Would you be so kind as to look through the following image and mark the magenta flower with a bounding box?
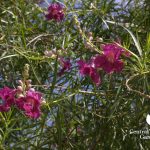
[58,58,71,76]
[45,2,64,22]
[77,60,101,86]
[0,87,16,112]
[16,90,42,119]
[94,43,128,74]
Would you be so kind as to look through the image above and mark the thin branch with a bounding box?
[126,72,150,99]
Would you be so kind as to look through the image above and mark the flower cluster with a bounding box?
[0,80,42,119]
[45,2,65,22]
[16,89,42,119]
[44,3,130,86]
[78,43,130,85]
[44,4,131,86]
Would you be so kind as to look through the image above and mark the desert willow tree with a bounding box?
[0,0,150,149]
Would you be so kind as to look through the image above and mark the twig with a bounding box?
[26,34,52,47]
[126,72,150,99]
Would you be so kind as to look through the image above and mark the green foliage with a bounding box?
[0,0,150,149]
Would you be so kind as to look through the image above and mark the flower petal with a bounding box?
[114,60,124,72]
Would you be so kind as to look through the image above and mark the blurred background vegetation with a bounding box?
[0,0,150,149]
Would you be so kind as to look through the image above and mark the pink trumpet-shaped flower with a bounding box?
[77,60,101,86]
[94,43,129,74]
[45,2,65,22]
[0,87,16,112]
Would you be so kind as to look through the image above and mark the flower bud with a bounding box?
[41,99,46,105]
[18,80,23,86]
[26,84,32,90]
[17,86,23,92]
[29,88,35,92]
[17,93,24,98]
